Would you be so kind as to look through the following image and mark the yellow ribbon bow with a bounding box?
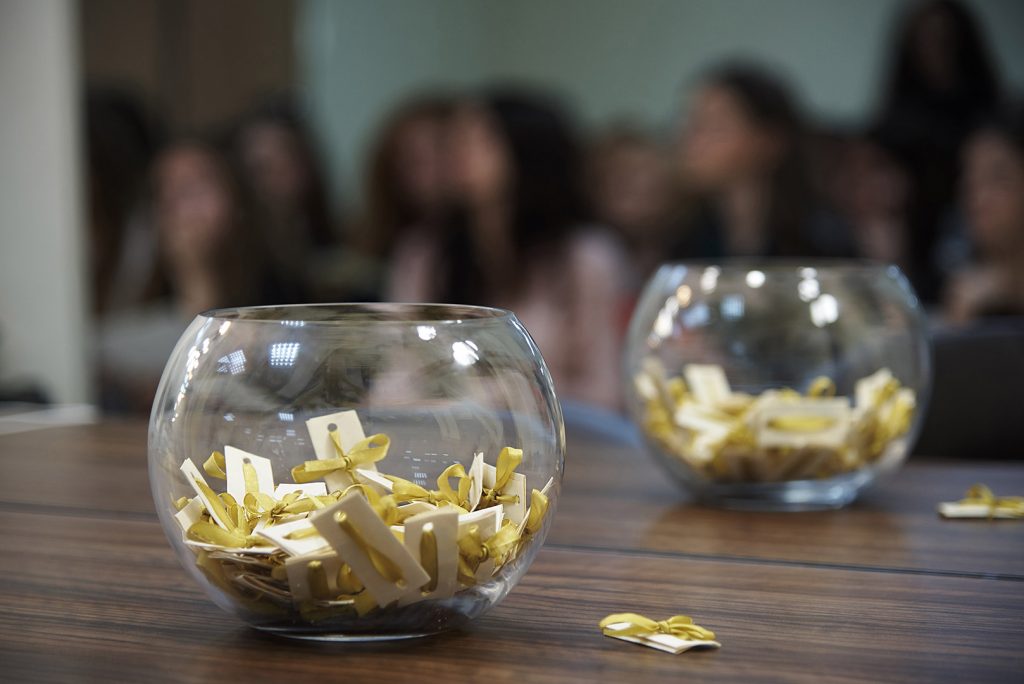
[599,613,717,641]
[480,447,523,507]
[457,522,521,583]
[291,433,391,484]
[959,484,1024,518]
[388,462,471,510]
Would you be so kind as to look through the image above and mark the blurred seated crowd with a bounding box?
[85,0,1024,414]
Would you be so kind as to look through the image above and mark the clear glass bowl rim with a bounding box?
[652,258,905,277]
[198,302,515,326]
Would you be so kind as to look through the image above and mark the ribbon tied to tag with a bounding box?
[599,613,717,641]
[291,433,391,484]
[480,447,524,507]
[958,483,1024,518]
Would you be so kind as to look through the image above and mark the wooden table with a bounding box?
[1,418,1022,683]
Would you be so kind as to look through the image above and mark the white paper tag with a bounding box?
[604,628,721,654]
[174,496,204,535]
[684,364,732,406]
[467,452,484,511]
[310,492,430,607]
[756,397,851,450]
[273,482,328,499]
[482,463,527,525]
[180,458,233,530]
[458,505,503,580]
[399,507,459,605]
[257,518,331,556]
[284,551,344,602]
[355,468,395,493]
[224,446,275,502]
[305,410,369,491]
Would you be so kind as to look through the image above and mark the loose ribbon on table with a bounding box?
[291,433,391,484]
[599,613,717,642]
[957,483,1024,518]
[479,447,524,508]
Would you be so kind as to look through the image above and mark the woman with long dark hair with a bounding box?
[875,0,1002,301]
[389,88,628,409]
[672,63,848,259]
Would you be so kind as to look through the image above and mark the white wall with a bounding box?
[300,0,1024,207]
[0,0,91,403]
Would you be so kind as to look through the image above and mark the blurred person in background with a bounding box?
[364,95,456,301]
[874,0,1002,302]
[820,127,914,272]
[944,105,1024,324]
[671,63,852,260]
[390,88,627,409]
[84,87,164,317]
[231,96,340,302]
[96,139,271,412]
[587,125,680,293]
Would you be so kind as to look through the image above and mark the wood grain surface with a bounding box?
[1,420,1022,683]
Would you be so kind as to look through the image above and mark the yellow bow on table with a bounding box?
[958,484,1024,518]
[291,433,391,484]
[480,447,523,507]
[599,613,717,641]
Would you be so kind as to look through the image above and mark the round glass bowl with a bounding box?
[149,304,564,640]
[624,262,930,510]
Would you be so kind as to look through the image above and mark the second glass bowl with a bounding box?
[624,262,930,510]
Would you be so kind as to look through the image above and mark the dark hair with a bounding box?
[231,94,336,247]
[444,88,588,303]
[881,0,1001,113]
[702,62,815,255]
[364,94,455,256]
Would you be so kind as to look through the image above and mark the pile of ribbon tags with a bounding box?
[172,410,552,619]
[636,362,916,482]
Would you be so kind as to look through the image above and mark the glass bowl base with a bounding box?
[254,626,442,642]
[690,469,875,511]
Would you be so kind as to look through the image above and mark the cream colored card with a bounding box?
[756,397,851,450]
[305,410,369,491]
[482,462,527,525]
[273,482,328,499]
[468,452,484,511]
[399,507,459,605]
[458,505,503,580]
[684,364,732,406]
[855,368,894,408]
[183,539,278,555]
[257,518,331,556]
[396,501,438,521]
[355,468,394,493]
[284,551,344,602]
[605,630,721,654]
[174,496,204,535]
[180,458,233,530]
[310,492,430,607]
[224,446,275,502]
[937,503,1023,519]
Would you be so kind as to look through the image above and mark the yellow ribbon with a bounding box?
[306,560,333,600]
[291,433,391,484]
[203,451,227,479]
[480,447,523,507]
[523,489,550,537]
[958,484,1024,518]
[599,613,717,641]
[457,522,521,583]
[335,511,405,585]
[341,483,400,526]
[388,462,472,509]
[807,376,836,398]
[419,528,439,593]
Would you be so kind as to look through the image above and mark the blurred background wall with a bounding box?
[300,0,1024,201]
[0,0,89,404]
